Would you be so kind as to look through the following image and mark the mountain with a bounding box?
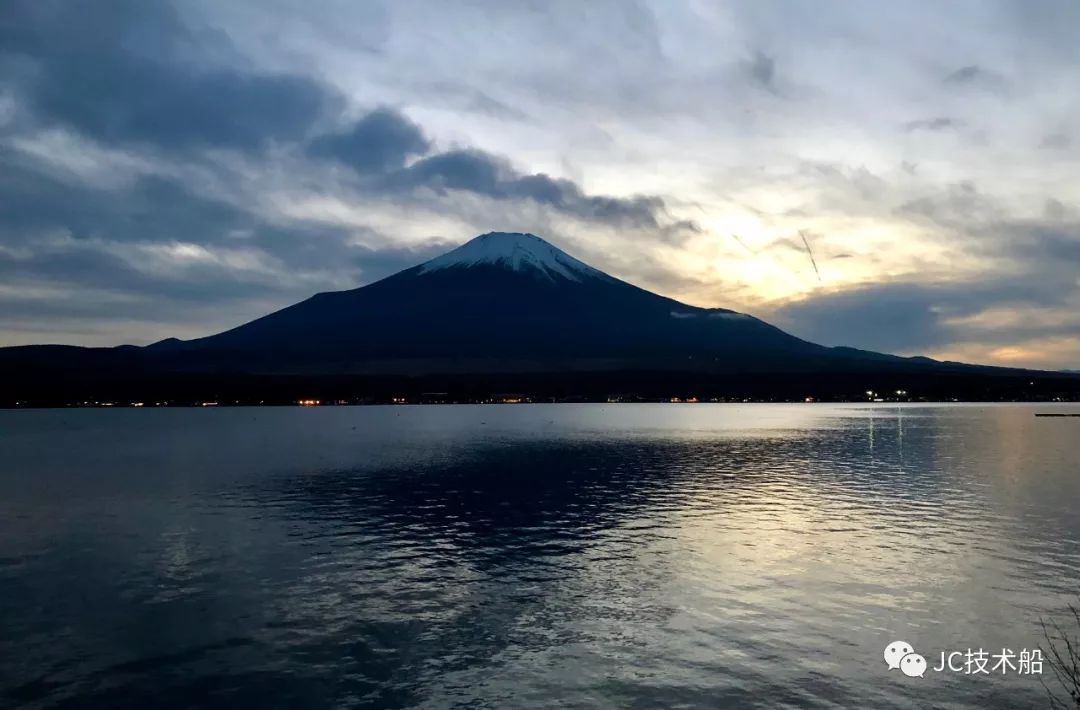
[4,232,1079,403]
[150,231,833,369]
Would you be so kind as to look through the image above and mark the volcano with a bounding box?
[150,231,834,369]
[4,231,1077,403]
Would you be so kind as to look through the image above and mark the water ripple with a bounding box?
[1,404,1078,708]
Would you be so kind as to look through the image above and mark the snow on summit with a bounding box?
[418,232,607,282]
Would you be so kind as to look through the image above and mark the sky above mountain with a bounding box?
[2,1,1079,369]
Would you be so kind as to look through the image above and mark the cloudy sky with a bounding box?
[2,1,1080,369]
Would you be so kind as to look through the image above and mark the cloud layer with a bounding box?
[2,0,1079,368]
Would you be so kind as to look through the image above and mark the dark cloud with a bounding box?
[1,0,335,151]
[308,108,430,172]
[943,65,1007,91]
[746,51,778,92]
[995,219,1080,265]
[305,109,695,232]
[2,0,702,302]
[1041,133,1071,150]
[774,284,956,352]
[398,149,504,194]
[896,181,999,226]
[0,153,247,248]
[0,239,278,305]
[771,209,1080,357]
[0,152,431,319]
[391,147,690,230]
[0,5,698,345]
[903,117,964,133]
[1044,198,1070,221]
[9,0,695,239]
[773,278,1071,354]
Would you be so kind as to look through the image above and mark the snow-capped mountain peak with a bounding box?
[417,232,606,282]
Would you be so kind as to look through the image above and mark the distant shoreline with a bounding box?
[5,398,1080,410]
[6,362,1080,410]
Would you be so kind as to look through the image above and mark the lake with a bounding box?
[2,403,1079,708]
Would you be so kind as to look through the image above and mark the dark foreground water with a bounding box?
[2,404,1080,709]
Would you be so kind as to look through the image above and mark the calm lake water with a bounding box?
[2,403,1080,709]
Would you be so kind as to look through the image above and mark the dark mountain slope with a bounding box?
[4,232,1078,403]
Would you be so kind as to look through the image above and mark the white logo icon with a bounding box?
[884,641,914,670]
[884,640,925,677]
[900,652,927,677]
